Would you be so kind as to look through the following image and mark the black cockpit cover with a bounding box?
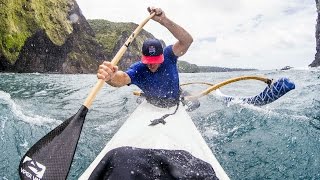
[88,146,218,180]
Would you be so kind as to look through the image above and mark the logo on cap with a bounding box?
[148,46,156,56]
[141,38,164,64]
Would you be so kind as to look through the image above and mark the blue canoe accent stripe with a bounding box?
[223,77,295,106]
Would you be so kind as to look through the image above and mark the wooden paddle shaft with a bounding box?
[83,13,156,108]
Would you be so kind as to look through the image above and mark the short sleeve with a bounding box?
[125,62,143,86]
[163,45,178,63]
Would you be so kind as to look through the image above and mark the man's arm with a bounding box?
[148,7,193,57]
[106,70,131,87]
[97,61,131,87]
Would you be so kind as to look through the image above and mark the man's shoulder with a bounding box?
[163,45,178,63]
[129,61,143,68]
[126,61,145,72]
[164,45,173,52]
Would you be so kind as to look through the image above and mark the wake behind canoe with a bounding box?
[80,101,229,179]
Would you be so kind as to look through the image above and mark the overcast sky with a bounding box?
[76,0,316,70]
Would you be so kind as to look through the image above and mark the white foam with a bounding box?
[0,117,7,141]
[234,102,309,122]
[19,139,29,148]
[0,91,62,125]
[214,90,309,121]
[34,90,48,96]
[203,127,219,137]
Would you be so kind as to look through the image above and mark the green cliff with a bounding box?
[0,0,72,64]
[0,0,155,73]
[0,0,108,73]
[88,19,156,70]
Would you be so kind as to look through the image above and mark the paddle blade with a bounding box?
[19,105,88,180]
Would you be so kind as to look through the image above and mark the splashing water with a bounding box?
[0,69,319,179]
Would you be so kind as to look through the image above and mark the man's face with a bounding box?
[147,63,161,72]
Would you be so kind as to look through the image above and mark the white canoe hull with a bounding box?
[80,101,229,180]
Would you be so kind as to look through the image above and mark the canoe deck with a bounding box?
[80,101,229,180]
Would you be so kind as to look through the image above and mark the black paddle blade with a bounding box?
[19,105,88,180]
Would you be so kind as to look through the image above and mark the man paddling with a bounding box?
[97,7,193,108]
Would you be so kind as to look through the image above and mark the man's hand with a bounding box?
[147,7,193,57]
[97,61,118,82]
[147,7,166,23]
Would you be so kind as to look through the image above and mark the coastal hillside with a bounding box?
[1,0,318,73]
[87,19,157,71]
[0,0,155,73]
[177,61,256,73]
[0,0,107,73]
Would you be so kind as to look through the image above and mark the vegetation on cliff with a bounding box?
[88,20,151,56]
[178,60,256,73]
[177,61,200,73]
[0,0,73,64]
[88,19,156,70]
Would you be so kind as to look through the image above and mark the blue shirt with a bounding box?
[126,45,180,100]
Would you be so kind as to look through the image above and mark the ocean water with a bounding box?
[0,69,319,179]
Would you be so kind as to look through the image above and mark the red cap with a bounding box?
[141,39,164,64]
